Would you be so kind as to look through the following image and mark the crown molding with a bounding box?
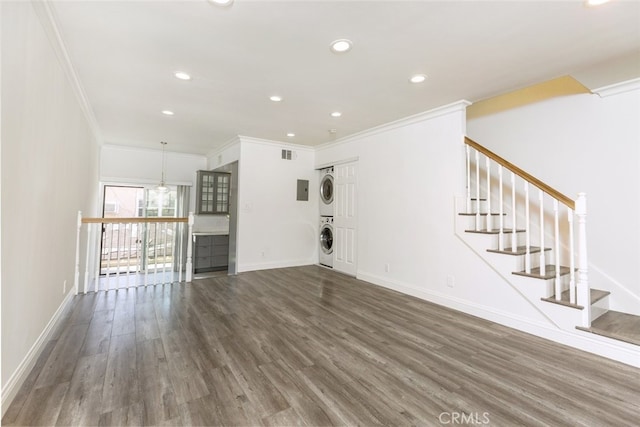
[237,135,316,152]
[593,78,640,97]
[30,0,102,144]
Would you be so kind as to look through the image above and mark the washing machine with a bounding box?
[319,217,334,268]
[319,167,334,217]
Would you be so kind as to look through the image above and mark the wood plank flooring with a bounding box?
[3,265,639,426]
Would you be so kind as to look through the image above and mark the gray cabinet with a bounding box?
[196,171,230,214]
[194,235,229,273]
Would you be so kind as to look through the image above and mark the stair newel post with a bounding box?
[568,208,576,305]
[576,193,590,327]
[74,211,82,295]
[498,165,504,251]
[486,157,492,232]
[538,190,546,276]
[84,221,92,294]
[511,172,517,253]
[475,150,481,231]
[466,144,471,213]
[524,182,531,273]
[185,212,194,282]
[553,199,561,301]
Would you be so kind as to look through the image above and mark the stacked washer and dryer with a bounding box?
[319,167,334,268]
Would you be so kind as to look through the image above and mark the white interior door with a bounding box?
[334,162,357,276]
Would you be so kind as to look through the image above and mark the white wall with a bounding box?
[316,102,551,328]
[467,85,640,314]
[236,138,318,271]
[1,0,99,406]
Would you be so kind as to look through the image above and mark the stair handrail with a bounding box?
[464,137,574,210]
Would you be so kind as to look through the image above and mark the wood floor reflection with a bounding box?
[3,265,639,426]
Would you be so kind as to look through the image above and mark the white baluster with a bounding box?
[74,211,82,295]
[524,182,531,274]
[178,222,184,283]
[568,208,576,305]
[144,222,150,286]
[84,222,92,294]
[94,223,101,293]
[498,165,504,251]
[106,223,113,291]
[475,150,481,231]
[576,193,590,327]
[153,222,159,285]
[486,157,492,232]
[116,222,122,287]
[125,223,132,287]
[553,200,561,301]
[466,145,471,213]
[186,213,194,282]
[511,172,517,253]
[162,222,168,284]
[170,222,177,284]
[539,190,546,276]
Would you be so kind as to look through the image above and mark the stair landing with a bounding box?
[577,311,640,346]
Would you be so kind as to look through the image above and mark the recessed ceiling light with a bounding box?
[287,133,295,137]
[585,0,610,6]
[174,71,191,80]
[409,74,428,83]
[331,111,342,118]
[207,0,234,6]
[270,95,283,102]
[161,110,174,116]
[330,39,353,53]
[329,129,337,134]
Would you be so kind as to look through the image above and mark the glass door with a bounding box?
[100,185,177,275]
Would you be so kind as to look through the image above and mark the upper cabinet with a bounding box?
[196,170,230,214]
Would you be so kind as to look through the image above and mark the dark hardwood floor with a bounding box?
[3,265,639,426]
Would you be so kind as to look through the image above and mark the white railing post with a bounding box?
[498,165,504,251]
[186,212,194,282]
[511,172,517,252]
[524,182,531,273]
[538,190,546,276]
[84,222,92,294]
[576,193,590,327]
[553,200,561,301]
[475,150,481,230]
[486,157,492,232]
[74,211,82,295]
[568,208,576,305]
[466,145,471,213]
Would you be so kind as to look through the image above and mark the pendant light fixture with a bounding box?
[157,141,168,193]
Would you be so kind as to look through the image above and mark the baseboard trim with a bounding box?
[238,258,316,273]
[1,289,76,417]
[357,271,640,368]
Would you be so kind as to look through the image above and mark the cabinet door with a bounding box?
[197,171,230,214]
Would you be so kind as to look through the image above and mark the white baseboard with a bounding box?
[357,271,640,368]
[238,258,316,273]
[1,289,76,417]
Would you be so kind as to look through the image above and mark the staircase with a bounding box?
[457,137,640,348]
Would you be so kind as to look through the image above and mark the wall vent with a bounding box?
[281,149,293,160]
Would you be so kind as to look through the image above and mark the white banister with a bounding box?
[498,165,504,251]
[576,193,590,327]
[186,212,194,282]
[539,190,546,276]
[466,145,471,213]
[74,211,82,295]
[524,182,531,273]
[511,172,517,252]
[475,150,481,231]
[553,200,561,301]
[568,208,576,305]
[486,157,492,232]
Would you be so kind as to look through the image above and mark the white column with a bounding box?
[186,213,194,282]
[576,193,590,326]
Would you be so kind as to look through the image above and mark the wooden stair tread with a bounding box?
[541,288,610,310]
[512,265,571,280]
[465,228,525,235]
[487,246,550,256]
[576,311,640,346]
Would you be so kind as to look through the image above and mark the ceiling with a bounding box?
[50,0,640,155]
